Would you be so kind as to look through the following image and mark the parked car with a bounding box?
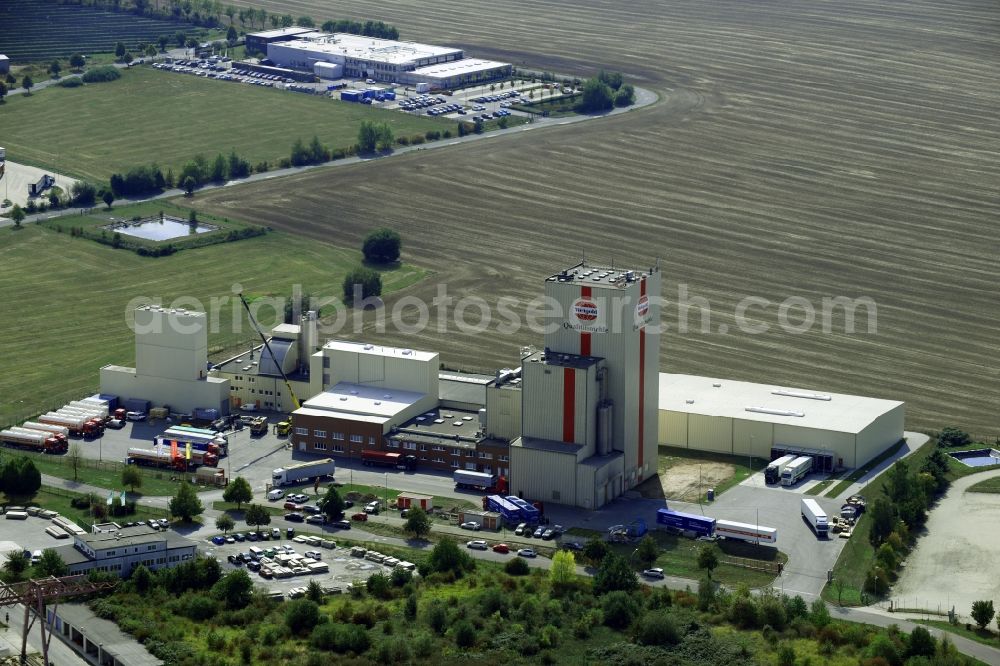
[364,501,380,514]
[304,550,322,560]
[306,514,327,525]
[514,522,528,536]
[267,489,285,501]
[125,411,146,421]
[227,554,242,565]
[332,519,352,529]
[517,548,537,558]
[460,522,481,531]
[283,502,304,511]
[271,527,281,539]
[246,560,261,572]
[642,568,665,580]
[289,494,310,504]
[466,540,488,550]
[561,541,584,552]
[284,513,304,523]
[233,533,246,542]
[492,543,510,554]
[352,513,368,522]
[541,529,555,540]
[532,526,545,538]
[106,419,125,429]
[211,536,226,545]
[286,527,295,538]
[302,504,321,514]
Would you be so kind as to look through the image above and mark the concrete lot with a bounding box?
[85,415,471,503]
[0,161,78,209]
[0,511,78,558]
[892,469,1000,618]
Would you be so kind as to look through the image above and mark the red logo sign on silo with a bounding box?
[573,299,599,321]
[636,295,649,318]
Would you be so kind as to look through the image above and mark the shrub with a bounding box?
[635,611,679,646]
[866,633,903,666]
[601,591,640,629]
[57,77,84,88]
[285,599,320,635]
[729,595,758,629]
[310,622,370,653]
[425,599,448,634]
[81,66,121,83]
[425,130,441,141]
[366,571,392,599]
[452,619,476,648]
[396,136,410,146]
[410,134,425,145]
[505,557,530,576]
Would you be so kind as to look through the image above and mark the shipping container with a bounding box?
[340,90,362,102]
[485,495,521,521]
[123,398,151,414]
[505,496,540,524]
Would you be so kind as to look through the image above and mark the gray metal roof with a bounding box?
[53,604,162,665]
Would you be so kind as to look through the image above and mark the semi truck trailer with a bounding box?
[764,455,797,484]
[168,425,228,444]
[38,413,103,437]
[780,456,813,486]
[361,450,418,471]
[126,448,189,471]
[0,429,66,453]
[20,422,69,438]
[157,428,228,456]
[713,519,778,544]
[656,508,716,537]
[453,469,496,491]
[271,458,336,486]
[801,498,829,538]
[10,427,68,447]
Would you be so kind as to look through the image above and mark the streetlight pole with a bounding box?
[384,471,388,522]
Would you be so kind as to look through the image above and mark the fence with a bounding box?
[720,555,783,575]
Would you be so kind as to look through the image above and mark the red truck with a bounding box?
[361,450,418,471]
[126,448,189,471]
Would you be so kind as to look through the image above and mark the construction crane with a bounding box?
[236,292,302,434]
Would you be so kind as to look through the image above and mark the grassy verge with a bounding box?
[805,469,849,496]
[0,65,453,182]
[967,477,1000,493]
[824,439,906,498]
[913,619,1000,648]
[943,444,1000,481]
[212,501,284,516]
[0,219,425,429]
[565,527,602,540]
[2,449,196,496]
[608,530,785,588]
[11,486,169,530]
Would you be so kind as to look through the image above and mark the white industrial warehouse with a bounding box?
[259,31,512,88]
[657,374,905,470]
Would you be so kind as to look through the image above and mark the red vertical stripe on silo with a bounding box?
[580,286,592,356]
[638,278,646,471]
[563,367,576,443]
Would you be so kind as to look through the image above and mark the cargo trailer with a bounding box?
[713,519,777,544]
[271,458,336,486]
[780,456,813,486]
[485,495,521,522]
[1,429,66,453]
[453,469,496,491]
[68,400,108,417]
[10,427,68,447]
[655,508,716,537]
[19,422,69,438]
[506,496,540,524]
[361,450,417,470]
[801,498,829,538]
[126,447,190,471]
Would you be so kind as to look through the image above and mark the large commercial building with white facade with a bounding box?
[261,32,512,88]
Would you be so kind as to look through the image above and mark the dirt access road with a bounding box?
[891,469,1000,619]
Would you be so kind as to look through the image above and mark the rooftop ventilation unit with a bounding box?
[363,344,374,350]
[402,349,412,355]
[771,389,832,401]
[686,399,695,404]
[383,394,392,399]
[712,382,722,388]
[745,406,805,417]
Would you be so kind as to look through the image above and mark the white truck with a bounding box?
[801,498,829,538]
[68,400,109,418]
[764,454,797,484]
[780,456,813,486]
[272,458,336,487]
[20,422,70,438]
[453,469,496,491]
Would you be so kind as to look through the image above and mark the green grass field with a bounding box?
[12,487,170,530]
[967,476,1000,494]
[0,203,425,428]
[0,66,452,182]
[824,439,907,498]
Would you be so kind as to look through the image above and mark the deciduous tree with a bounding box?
[223,476,252,510]
[244,504,271,531]
[215,514,235,534]
[169,482,204,522]
[67,443,83,481]
[971,600,995,630]
[362,228,401,264]
[403,506,431,539]
[320,485,344,521]
[697,544,719,579]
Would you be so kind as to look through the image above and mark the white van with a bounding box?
[248,546,264,560]
[267,489,285,501]
[30,550,42,565]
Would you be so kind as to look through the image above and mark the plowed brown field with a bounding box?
[194,0,1000,437]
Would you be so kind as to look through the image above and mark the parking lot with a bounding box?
[147,58,558,124]
[205,532,412,598]
[0,509,75,559]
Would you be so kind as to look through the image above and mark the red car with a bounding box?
[492,543,510,554]
[351,512,368,522]
[283,502,304,511]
